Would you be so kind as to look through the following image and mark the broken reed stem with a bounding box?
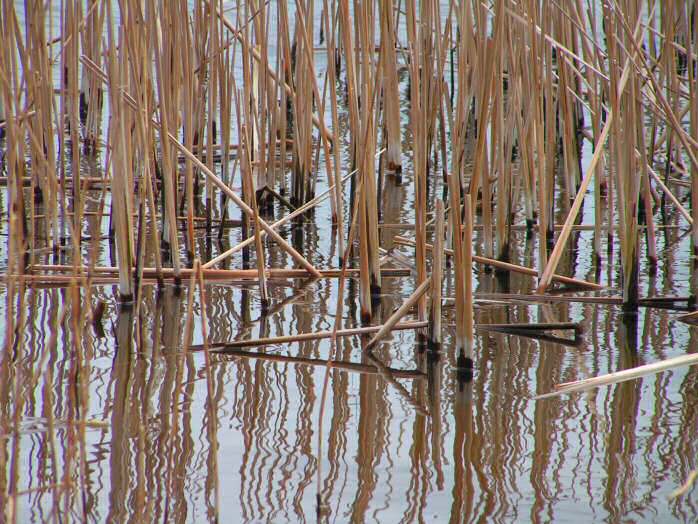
[28,265,411,280]
[365,277,432,352]
[202,168,359,269]
[393,236,604,290]
[202,320,428,350]
[536,352,698,399]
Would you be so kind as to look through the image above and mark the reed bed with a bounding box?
[1,0,698,519]
[1,0,696,411]
[2,0,696,305]
[0,2,695,375]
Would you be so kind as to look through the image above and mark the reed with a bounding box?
[380,0,402,176]
[428,199,444,348]
[3,4,698,513]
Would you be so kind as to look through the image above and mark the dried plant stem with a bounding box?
[428,200,444,348]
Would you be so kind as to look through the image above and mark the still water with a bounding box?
[3,2,698,522]
[2,169,697,523]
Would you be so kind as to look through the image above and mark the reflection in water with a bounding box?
[3,246,698,522]
[3,175,698,522]
[3,89,698,524]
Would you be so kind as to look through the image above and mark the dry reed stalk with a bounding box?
[536,352,698,400]
[634,74,658,270]
[217,19,235,236]
[336,0,359,164]
[147,0,182,283]
[541,3,556,261]
[405,0,430,323]
[393,236,604,290]
[31,264,411,280]
[605,1,640,311]
[204,1,218,231]
[576,0,607,262]
[535,4,646,294]
[428,200,444,348]
[204,320,427,349]
[122,0,164,285]
[365,277,432,351]
[523,0,550,274]
[286,0,338,221]
[360,0,383,311]
[492,0,514,265]
[321,0,343,242]
[62,0,83,245]
[289,0,315,206]
[461,193,474,371]
[336,19,383,321]
[105,4,134,300]
[689,1,698,260]
[178,0,197,258]
[1,8,27,278]
[25,0,60,255]
[238,118,269,308]
[80,0,106,148]
[380,0,402,175]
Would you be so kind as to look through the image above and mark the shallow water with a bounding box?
[3,168,698,523]
[3,2,698,523]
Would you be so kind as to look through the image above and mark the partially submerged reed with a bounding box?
[2,0,698,518]
[0,0,696,368]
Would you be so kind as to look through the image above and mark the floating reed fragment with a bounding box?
[28,265,412,281]
[214,350,425,380]
[196,320,427,350]
[536,353,698,399]
[668,471,698,501]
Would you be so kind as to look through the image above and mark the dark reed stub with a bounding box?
[456,351,474,384]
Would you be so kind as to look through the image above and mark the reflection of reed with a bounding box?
[450,380,474,524]
[603,317,641,520]
[3,1,698,520]
[4,253,698,522]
